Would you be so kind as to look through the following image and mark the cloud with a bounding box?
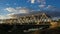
[5,7,16,12]
[0,13,17,19]
[6,13,17,18]
[47,5,54,8]
[27,0,35,4]
[31,0,35,4]
[0,15,13,19]
[45,5,60,11]
[46,5,56,10]
[37,0,41,3]
[5,7,30,14]
[7,13,15,16]
[27,0,46,5]
[4,7,32,19]
[39,5,45,8]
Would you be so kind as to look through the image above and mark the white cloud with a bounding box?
[37,0,45,3]
[31,0,35,4]
[0,13,18,19]
[39,5,45,8]
[27,0,35,4]
[47,5,53,8]
[3,7,32,19]
[40,0,46,5]
[37,0,41,3]
[27,0,46,5]
[5,7,16,12]
[43,2,46,4]
[0,15,13,19]
[6,13,17,18]
[5,7,30,14]
[46,5,60,11]
[7,13,15,16]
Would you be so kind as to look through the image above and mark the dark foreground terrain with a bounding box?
[0,24,60,34]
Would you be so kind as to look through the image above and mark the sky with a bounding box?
[0,0,60,19]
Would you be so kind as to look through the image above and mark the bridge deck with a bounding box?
[0,24,50,31]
